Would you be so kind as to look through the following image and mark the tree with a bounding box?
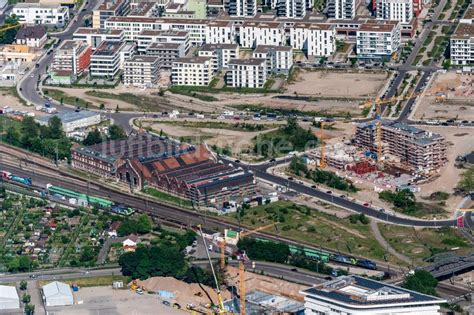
[47,116,64,139]
[99,103,105,110]
[136,214,152,234]
[5,128,20,145]
[83,129,103,146]
[25,303,35,315]
[458,167,474,194]
[20,280,27,291]
[0,16,19,44]
[237,238,290,264]
[80,246,96,263]
[403,270,438,296]
[442,59,451,70]
[22,294,31,304]
[108,124,127,140]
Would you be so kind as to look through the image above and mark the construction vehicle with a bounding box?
[435,92,446,103]
[198,225,226,314]
[130,280,138,291]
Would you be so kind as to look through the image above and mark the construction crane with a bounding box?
[198,225,226,314]
[0,24,21,33]
[359,93,421,110]
[236,223,279,315]
[320,121,327,169]
[375,103,382,164]
[457,208,474,212]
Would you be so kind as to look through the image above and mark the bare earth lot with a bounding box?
[413,72,474,121]
[46,286,186,315]
[286,70,388,97]
[416,126,474,210]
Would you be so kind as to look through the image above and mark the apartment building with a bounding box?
[145,42,186,69]
[376,0,413,25]
[52,40,92,76]
[171,57,214,86]
[136,30,190,54]
[128,1,159,17]
[205,20,236,44]
[224,0,257,17]
[90,41,129,78]
[123,56,160,87]
[226,58,267,88]
[15,25,47,48]
[92,0,130,29]
[104,16,207,45]
[355,120,447,172]
[239,21,285,48]
[450,6,474,66]
[271,0,308,18]
[12,3,69,26]
[326,0,355,20]
[198,43,239,72]
[73,28,124,50]
[253,45,293,74]
[302,276,445,315]
[290,23,335,57]
[356,20,401,59]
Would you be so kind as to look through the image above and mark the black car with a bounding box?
[234,160,240,163]
[162,301,171,306]
[291,268,298,272]
[269,158,276,162]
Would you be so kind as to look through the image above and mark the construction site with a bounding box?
[412,72,474,121]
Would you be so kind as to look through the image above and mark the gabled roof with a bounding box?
[42,281,73,299]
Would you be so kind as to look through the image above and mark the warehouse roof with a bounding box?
[0,285,19,301]
[36,110,100,125]
[302,276,444,307]
[42,281,73,300]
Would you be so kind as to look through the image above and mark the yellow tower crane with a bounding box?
[375,100,383,165]
[0,24,21,33]
[236,223,279,315]
[457,208,474,212]
[320,121,327,169]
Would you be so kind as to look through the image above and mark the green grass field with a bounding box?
[39,275,130,287]
[85,90,171,112]
[44,89,95,109]
[142,187,193,208]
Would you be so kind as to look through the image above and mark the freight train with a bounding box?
[258,238,377,270]
[46,184,135,216]
[1,171,32,186]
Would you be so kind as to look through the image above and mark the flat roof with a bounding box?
[16,25,46,40]
[200,43,238,51]
[242,21,283,28]
[74,28,124,35]
[254,45,292,53]
[93,40,124,55]
[303,276,445,307]
[0,285,19,301]
[36,110,100,124]
[293,22,333,30]
[59,39,87,50]
[106,16,160,23]
[359,21,399,32]
[228,58,266,66]
[97,0,127,11]
[129,2,156,16]
[148,42,182,49]
[125,55,159,63]
[452,23,474,39]
[174,56,211,64]
[14,3,62,8]
[139,29,189,37]
[207,20,233,27]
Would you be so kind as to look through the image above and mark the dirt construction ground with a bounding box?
[412,72,474,121]
[286,70,388,97]
[45,286,187,315]
[416,126,474,211]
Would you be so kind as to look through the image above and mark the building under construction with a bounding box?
[355,120,447,173]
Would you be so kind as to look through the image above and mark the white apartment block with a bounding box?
[271,0,308,18]
[205,20,236,44]
[104,16,207,45]
[198,43,239,72]
[145,42,186,69]
[123,56,160,87]
[253,45,293,74]
[376,0,414,25]
[226,58,267,88]
[90,41,128,78]
[92,0,130,29]
[290,23,336,57]
[172,57,214,86]
[224,0,257,17]
[239,21,286,48]
[73,28,125,50]
[12,3,69,26]
[327,0,355,20]
[136,30,190,54]
[356,21,401,59]
[302,276,445,315]
[450,6,474,65]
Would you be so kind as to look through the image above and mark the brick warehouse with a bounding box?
[72,133,255,207]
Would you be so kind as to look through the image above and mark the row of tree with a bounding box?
[289,157,358,192]
[83,124,127,146]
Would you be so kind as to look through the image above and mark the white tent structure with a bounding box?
[0,285,20,310]
[42,281,74,307]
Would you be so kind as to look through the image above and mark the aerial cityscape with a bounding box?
[0,0,472,313]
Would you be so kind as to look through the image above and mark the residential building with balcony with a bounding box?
[253,45,293,74]
[123,56,160,87]
[12,3,69,26]
[356,20,401,59]
[171,57,214,86]
[197,43,239,72]
[226,58,267,88]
